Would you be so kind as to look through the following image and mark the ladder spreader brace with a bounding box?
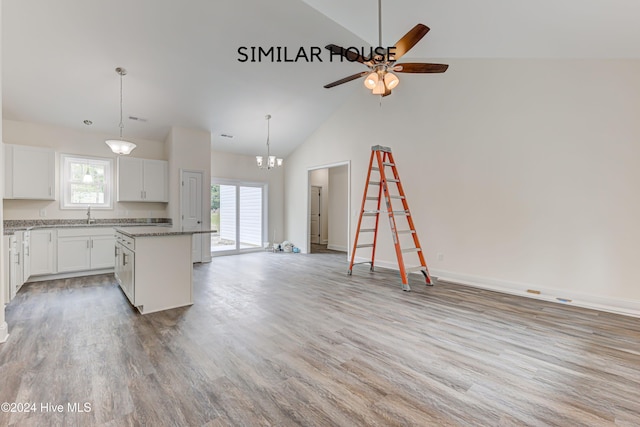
[348,145,434,291]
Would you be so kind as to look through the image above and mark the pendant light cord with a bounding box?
[118,71,124,139]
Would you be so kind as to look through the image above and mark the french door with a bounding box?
[211,179,266,255]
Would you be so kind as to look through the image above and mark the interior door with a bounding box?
[181,170,203,263]
[310,186,321,244]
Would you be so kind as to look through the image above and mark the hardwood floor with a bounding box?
[1,251,639,426]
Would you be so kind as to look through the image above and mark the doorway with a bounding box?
[310,185,321,244]
[307,163,350,255]
[211,179,266,256]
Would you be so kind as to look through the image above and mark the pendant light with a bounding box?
[256,115,283,170]
[105,67,137,155]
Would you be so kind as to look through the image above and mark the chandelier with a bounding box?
[256,114,283,170]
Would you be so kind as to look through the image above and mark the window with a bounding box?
[61,154,113,209]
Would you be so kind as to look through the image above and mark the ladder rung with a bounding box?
[397,230,416,235]
[359,228,376,233]
[386,179,400,183]
[402,247,422,253]
[369,181,381,185]
[383,162,395,166]
[390,210,410,215]
[366,197,378,201]
[371,167,380,171]
[356,244,374,249]
[388,195,405,200]
[363,212,379,216]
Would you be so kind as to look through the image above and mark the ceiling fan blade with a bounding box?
[325,44,369,64]
[393,63,449,73]
[390,24,430,61]
[323,71,368,89]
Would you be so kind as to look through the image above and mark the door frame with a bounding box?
[306,161,351,258]
[210,177,268,257]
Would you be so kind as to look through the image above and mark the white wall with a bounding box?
[285,59,640,316]
[164,126,212,262]
[2,119,168,220]
[328,165,348,251]
[211,150,284,244]
[310,168,329,243]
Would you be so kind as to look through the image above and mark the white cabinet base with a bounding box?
[115,232,193,314]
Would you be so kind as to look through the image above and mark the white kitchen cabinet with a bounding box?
[114,228,192,314]
[29,229,56,276]
[3,144,55,200]
[3,235,17,302]
[22,231,31,283]
[117,157,168,202]
[57,236,92,272]
[57,228,115,273]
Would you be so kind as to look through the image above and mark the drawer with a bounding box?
[115,232,135,250]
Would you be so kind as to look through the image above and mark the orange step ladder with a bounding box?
[348,145,433,291]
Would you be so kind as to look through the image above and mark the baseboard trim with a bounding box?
[352,257,640,318]
[327,244,348,252]
[26,268,114,283]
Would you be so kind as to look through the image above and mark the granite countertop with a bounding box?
[114,226,218,238]
[3,218,172,235]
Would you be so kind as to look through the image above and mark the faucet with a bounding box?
[86,206,95,224]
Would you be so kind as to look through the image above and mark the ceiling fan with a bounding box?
[323,0,448,96]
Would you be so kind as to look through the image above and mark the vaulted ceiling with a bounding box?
[3,0,639,157]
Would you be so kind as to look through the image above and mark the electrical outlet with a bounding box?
[437,252,444,262]
[39,209,47,217]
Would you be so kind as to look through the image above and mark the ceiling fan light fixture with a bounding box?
[372,79,386,95]
[364,72,379,89]
[384,72,399,90]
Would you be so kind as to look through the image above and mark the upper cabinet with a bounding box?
[4,144,55,200]
[117,157,169,202]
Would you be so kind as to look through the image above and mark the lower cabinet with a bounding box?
[29,229,56,276]
[57,228,115,273]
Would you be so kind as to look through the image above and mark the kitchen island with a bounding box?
[114,226,193,314]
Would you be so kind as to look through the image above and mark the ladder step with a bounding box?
[366,197,378,201]
[359,228,376,233]
[388,195,405,200]
[383,162,395,166]
[402,247,422,253]
[356,244,374,249]
[397,230,416,235]
[391,210,410,215]
[369,181,381,185]
[386,179,400,183]
[363,211,379,216]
